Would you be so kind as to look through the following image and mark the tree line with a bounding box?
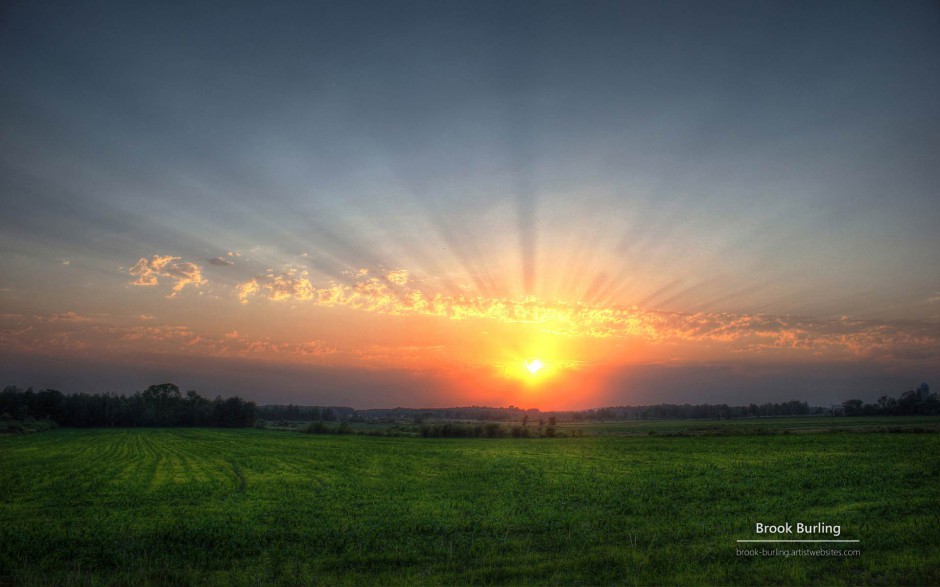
[1,383,256,429]
[355,401,819,423]
[585,400,815,421]
[842,384,937,416]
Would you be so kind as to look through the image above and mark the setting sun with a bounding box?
[525,359,544,375]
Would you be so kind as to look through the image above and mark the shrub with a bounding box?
[304,421,329,434]
[3,421,24,434]
[419,422,504,438]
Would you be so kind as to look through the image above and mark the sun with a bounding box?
[525,358,544,375]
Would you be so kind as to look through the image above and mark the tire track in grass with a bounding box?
[90,431,129,483]
[181,430,237,490]
[112,432,151,487]
[227,459,247,494]
[163,435,190,485]
[137,433,164,495]
[166,433,189,485]
[179,452,207,484]
[150,431,198,489]
[181,435,219,486]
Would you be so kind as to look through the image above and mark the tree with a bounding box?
[897,390,918,414]
[140,383,183,426]
[842,399,864,416]
[142,383,181,402]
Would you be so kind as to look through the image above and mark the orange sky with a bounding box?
[2,258,938,409]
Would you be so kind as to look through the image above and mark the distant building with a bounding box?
[917,383,930,402]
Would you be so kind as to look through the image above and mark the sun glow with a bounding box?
[525,358,544,375]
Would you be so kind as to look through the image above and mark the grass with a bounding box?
[1,425,938,585]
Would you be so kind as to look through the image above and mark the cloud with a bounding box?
[129,255,206,296]
[209,251,240,266]
[104,324,335,360]
[354,343,448,369]
[237,272,315,303]
[117,325,195,342]
[41,311,93,323]
[1,311,335,363]
[386,269,409,286]
[215,330,334,358]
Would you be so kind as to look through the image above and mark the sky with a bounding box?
[2,0,939,409]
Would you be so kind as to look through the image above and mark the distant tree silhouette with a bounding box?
[0,384,255,429]
[842,399,864,416]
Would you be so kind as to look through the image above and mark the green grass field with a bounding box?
[1,425,938,585]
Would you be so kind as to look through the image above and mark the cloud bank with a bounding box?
[106,257,940,366]
[129,255,206,296]
[232,269,940,362]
